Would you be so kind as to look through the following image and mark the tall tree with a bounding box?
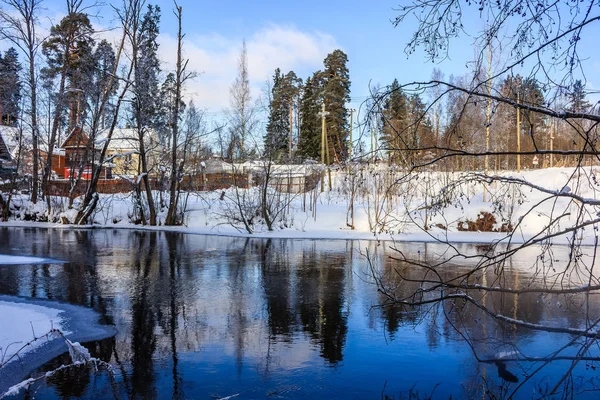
[129,3,162,226]
[0,47,22,126]
[498,75,546,167]
[264,69,301,161]
[40,9,95,205]
[165,2,193,226]
[322,49,351,163]
[408,93,435,153]
[158,72,185,147]
[90,39,118,130]
[73,0,133,225]
[227,40,256,161]
[297,72,324,160]
[380,79,408,164]
[0,0,43,203]
[264,68,287,160]
[568,80,591,113]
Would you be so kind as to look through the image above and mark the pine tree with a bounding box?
[380,79,408,164]
[90,40,118,130]
[407,93,435,164]
[264,69,301,161]
[322,49,351,163]
[0,47,22,126]
[158,72,186,146]
[264,68,288,160]
[134,4,162,131]
[568,80,591,113]
[298,72,324,160]
[41,12,96,130]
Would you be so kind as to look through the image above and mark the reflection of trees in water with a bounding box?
[39,337,116,399]
[260,239,293,338]
[373,241,600,397]
[258,240,349,364]
[0,228,113,322]
[129,232,158,399]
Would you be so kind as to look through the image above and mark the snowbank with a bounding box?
[1,166,599,246]
[0,301,69,363]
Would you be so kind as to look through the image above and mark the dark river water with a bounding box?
[0,227,599,399]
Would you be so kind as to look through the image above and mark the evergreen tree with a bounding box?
[90,39,118,130]
[380,79,408,164]
[497,75,546,167]
[41,12,96,129]
[133,4,162,131]
[322,49,351,163]
[128,3,163,226]
[298,72,324,160]
[158,72,186,145]
[0,47,22,126]
[264,68,288,160]
[264,69,302,161]
[568,80,591,113]
[407,93,435,164]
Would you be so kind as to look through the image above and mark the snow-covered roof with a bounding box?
[204,158,234,173]
[232,162,323,175]
[96,127,160,151]
[0,126,20,157]
[0,126,60,157]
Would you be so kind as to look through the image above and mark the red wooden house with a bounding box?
[61,127,110,180]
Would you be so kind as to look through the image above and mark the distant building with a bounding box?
[61,126,104,179]
[0,126,20,177]
[96,128,162,178]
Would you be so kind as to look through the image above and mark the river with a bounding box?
[0,227,598,399]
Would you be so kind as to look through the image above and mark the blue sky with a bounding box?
[10,1,600,119]
[35,0,479,112]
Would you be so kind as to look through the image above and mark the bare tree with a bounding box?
[367,0,600,396]
[165,1,194,226]
[0,0,42,203]
[226,40,257,161]
[73,0,133,225]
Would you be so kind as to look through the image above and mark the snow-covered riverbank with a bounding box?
[0,295,117,396]
[1,167,599,246]
[0,300,69,363]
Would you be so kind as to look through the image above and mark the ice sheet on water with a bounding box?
[0,254,65,265]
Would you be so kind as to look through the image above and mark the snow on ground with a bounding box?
[0,296,117,395]
[0,301,68,364]
[1,166,599,245]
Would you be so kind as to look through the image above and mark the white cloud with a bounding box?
[157,24,339,111]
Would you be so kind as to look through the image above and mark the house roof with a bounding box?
[96,127,160,152]
[0,127,11,161]
[0,126,21,160]
[61,126,90,148]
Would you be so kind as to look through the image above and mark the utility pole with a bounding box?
[371,118,378,162]
[517,92,521,173]
[289,98,293,159]
[319,103,330,191]
[349,108,355,160]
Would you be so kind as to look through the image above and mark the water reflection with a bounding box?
[0,228,599,399]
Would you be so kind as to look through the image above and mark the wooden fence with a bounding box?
[45,173,253,197]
